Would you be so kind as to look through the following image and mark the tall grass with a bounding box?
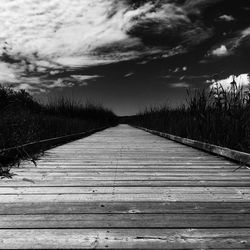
[0,86,117,150]
[128,83,250,153]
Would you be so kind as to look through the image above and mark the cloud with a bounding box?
[242,27,250,37]
[0,0,133,65]
[0,0,133,91]
[0,62,18,83]
[0,62,44,92]
[71,75,102,86]
[0,0,217,68]
[71,75,101,81]
[203,26,250,63]
[0,0,249,93]
[232,27,250,51]
[123,1,213,47]
[170,82,190,88]
[173,67,180,73]
[50,70,61,76]
[170,66,188,73]
[207,26,250,60]
[210,73,250,91]
[124,3,190,36]
[218,15,235,22]
[211,45,229,57]
[13,83,39,91]
[124,72,134,78]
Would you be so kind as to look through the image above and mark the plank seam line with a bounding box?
[2,213,250,215]
[2,227,250,230]
[112,146,122,197]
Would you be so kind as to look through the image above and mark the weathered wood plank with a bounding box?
[0,186,250,194]
[6,175,250,180]
[2,180,250,187]
[14,167,244,171]
[0,193,249,203]
[10,171,250,176]
[1,213,250,228]
[0,229,250,249]
[1,202,250,215]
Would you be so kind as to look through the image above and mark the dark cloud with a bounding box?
[120,0,215,49]
[108,0,250,61]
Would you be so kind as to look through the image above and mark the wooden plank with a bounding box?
[10,170,249,175]
[1,213,250,229]
[15,166,242,170]
[13,169,248,174]
[6,173,250,179]
[0,186,250,195]
[18,165,239,169]
[1,202,250,215]
[0,193,249,203]
[0,229,250,249]
[2,180,250,187]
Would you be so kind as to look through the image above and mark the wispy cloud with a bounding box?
[218,15,235,22]
[0,0,250,93]
[124,72,134,78]
[0,0,219,69]
[170,82,190,88]
[0,0,132,65]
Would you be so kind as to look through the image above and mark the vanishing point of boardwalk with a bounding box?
[0,125,250,249]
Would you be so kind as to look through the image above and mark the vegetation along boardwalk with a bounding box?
[0,124,250,249]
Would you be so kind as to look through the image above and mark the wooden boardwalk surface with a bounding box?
[0,124,250,249]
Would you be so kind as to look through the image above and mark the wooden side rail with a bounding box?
[134,126,250,167]
[0,126,108,165]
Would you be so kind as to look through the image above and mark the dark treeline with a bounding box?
[0,86,118,149]
[127,85,250,153]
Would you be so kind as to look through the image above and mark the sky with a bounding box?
[0,0,250,115]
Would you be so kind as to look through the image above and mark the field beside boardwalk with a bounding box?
[0,86,117,170]
[128,85,250,154]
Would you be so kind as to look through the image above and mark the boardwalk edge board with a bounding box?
[134,125,250,167]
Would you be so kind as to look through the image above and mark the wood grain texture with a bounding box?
[0,229,250,249]
[0,124,250,249]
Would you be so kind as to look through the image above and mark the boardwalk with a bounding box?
[0,124,250,249]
